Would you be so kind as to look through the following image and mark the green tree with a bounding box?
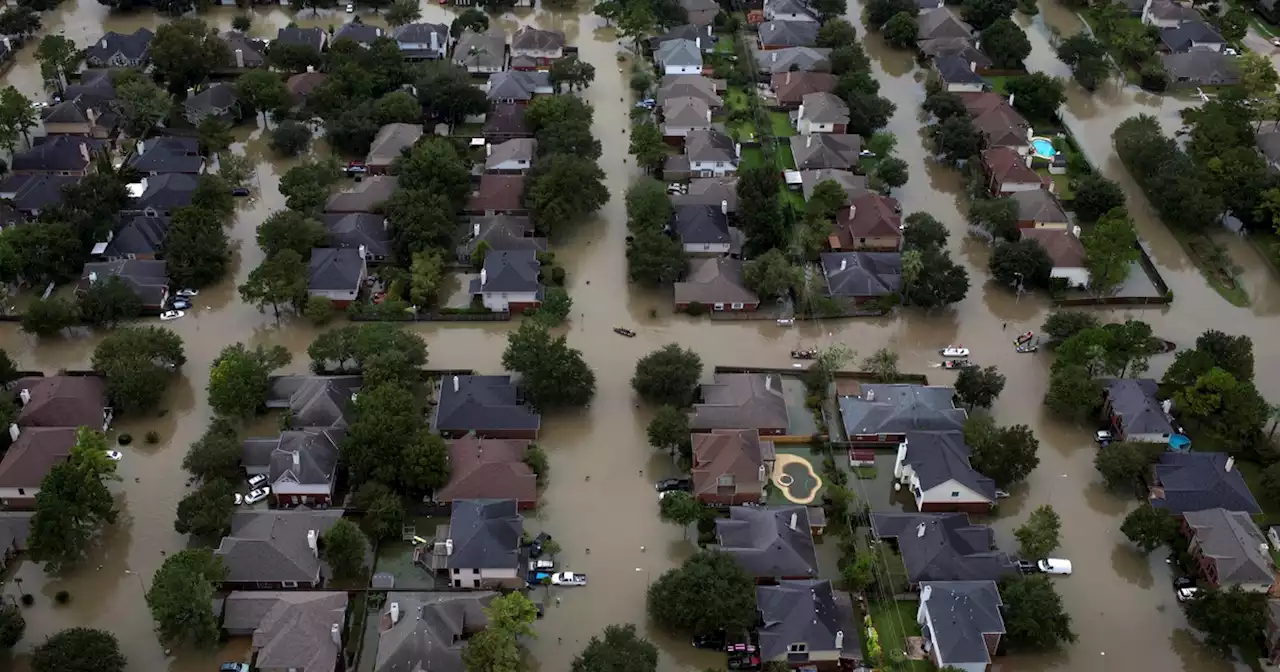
[415,61,489,124]
[954,365,1006,409]
[307,323,428,375]
[280,159,343,212]
[0,349,18,385]
[866,0,916,28]
[235,69,290,126]
[571,623,659,672]
[627,229,686,286]
[535,287,572,327]
[989,238,1053,290]
[998,574,1077,650]
[840,554,875,593]
[0,87,36,152]
[28,429,119,570]
[523,444,549,484]
[862,347,900,381]
[207,342,292,418]
[196,115,235,155]
[647,405,691,455]
[451,9,490,37]
[266,42,323,73]
[1184,586,1268,654]
[742,249,802,300]
[807,179,849,221]
[257,210,328,258]
[150,19,230,93]
[385,0,422,25]
[239,250,309,321]
[648,551,758,635]
[35,34,81,87]
[31,628,126,672]
[526,154,610,236]
[0,600,23,649]
[930,114,982,164]
[1093,441,1163,492]
[817,18,859,47]
[174,478,235,539]
[503,321,597,410]
[401,431,451,493]
[965,415,1040,487]
[969,196,1020,242]
[164,207,231,288]
[0,221,82,286]
[882,12,918,49]
[387,189,458,258]
[321,518,369,579]
[231,14,252,31]
[963,0,1018,30]
[632,344,703,406]
[1041,310,1100,344]
[115,76,173,136]
[1070,173,1125,223]
[353,481,405,541]
[1120,503,1178,553]
[1014,505,1061,558]
[396,138,473,205]
[1082,207,1138,296]
[549,54,596,92]
[658,490,703,538]
[21,296,79,337]
[342,384,423,487]
[91,326,186,413]
[462,592,539,672]
[305,294,334,325]
[873,155,910,190]
[146,549,225,648]
[906,247,969,309]
[182,418,243,482]
[1005,73,1066,121]
[979,18,1031,69]
[374,90,423,126]
[1056,33,1109,91]
[628,121,666,174]
[77,276,141,328]
[902,212,949,251]
[269,120,313,157]
[409,250,445,308]
[1044,364,1102,421]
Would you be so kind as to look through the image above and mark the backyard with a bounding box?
[867,599,930,671]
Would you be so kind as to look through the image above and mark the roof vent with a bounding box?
[921,585,933,602]
[1225,456,1235,472]
[866,389,875,401]
[916,522,926,538]
[19,389,30,406]
[453,376,459,392]
[445,538,454,555]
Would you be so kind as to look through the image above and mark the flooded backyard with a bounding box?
[0,0,1276,671]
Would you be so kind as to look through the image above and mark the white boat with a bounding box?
[940,346,970,358]
[160,310,185,321]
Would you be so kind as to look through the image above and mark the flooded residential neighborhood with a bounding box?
[0,0,1278,670]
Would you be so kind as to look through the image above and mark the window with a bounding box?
[713,303,725,311]
[282,581,297,588]
[730,302,744,310]
[788,643,807,653]
[951,491,960,497]
[17,489,24,496]
[473,568,480,574]
[718,475,734,487]
[453,568,460,574]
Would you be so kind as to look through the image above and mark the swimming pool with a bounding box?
[1031,137,1057,159]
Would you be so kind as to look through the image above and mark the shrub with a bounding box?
[118,434,133,445]
[145,431,160,444]
[20,594,33,606]
[684,302,708,316]
[54,590,70,604]
[550,266,566,286]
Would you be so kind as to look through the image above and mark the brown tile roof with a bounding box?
[981,147,1045,189]
[16,376,108,429]
[436,436,537,505]
[957,92,1030,148]
[467,175,525,212]
[1010,190,1069,225]
[484,103,531,138]
[1020,228,1085,267]
[834,193,902,245]
[770,72,838,105]
[286,72,327,99]
[674,257,760,307]
[691,429,774,499]
[0,427,77,488]
[691,373,790,433]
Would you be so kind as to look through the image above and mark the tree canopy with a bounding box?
[1093,441,1164,492]
[91,326,186,413]
[964,415,1039,487]
[1184,586,1268,654]
[998,574,1077,650]
[461,592,539,672]
[31,628,126,672]
[647,551,758,635]
[571,623,659,672]
[207,343,292,418]
[174,478,236,539]
[28,428,119,570]
[502,321,597,410]
[632,344,703,406]
[146,549,226,648]
[182,418,244,483]
[954,365,1006,409]
[1120,503,1178,553]
[1014,505,1061,558]
[321,518,369,579]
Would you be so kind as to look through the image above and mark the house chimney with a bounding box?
[921,585,933,602]
[136,140,145,154]
[840,257,847,271]
[772,52,777,62]
[390,602,401,624]
[358,244,367,260]
[765,374,772,390]
[235,49,245,69]
[1226,456,1235,472]
[307,530,318,556]
[453,376,459,392]
[1072,225,1082,238]
[430,31,439,52]
[89,271,98,284]
[330,623,341,645]
[735,143,742,157]
[696,36,701,49]
[79,142,90,164]
[1024,153,1032,168]
[486,143,492,156]
[917,522,926,538]
[19,389,30,406]
[970,60,976,72]
[721,199,728,215]
[292,450,301,470]
[798,104,805,121]
[806,135,812,148]
[480,268,487,286]
[350,392,358,402]
[835,631,844,649]
[706,108,711,123]
[1007,93,1015,107]
[866,389,875,401]
[758,464,766,482]
[789,512,798,530]
[473,222,481,237]
[7,423,17,442]
[100,38,107,48]
[1161,399,1172,414]
[445,538,454,555]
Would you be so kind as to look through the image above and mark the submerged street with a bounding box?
[0,0,1276,670]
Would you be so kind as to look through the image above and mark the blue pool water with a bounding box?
[1031,138,1057,158]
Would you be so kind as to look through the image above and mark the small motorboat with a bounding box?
[613,327,636,337]
[942,359,970,369]
[160,310,184,321]
[776,318,795,326]
[1016,344,1038,353]
[791,348,818,360]
[940,346,970,358]
[1014,331,1034,345]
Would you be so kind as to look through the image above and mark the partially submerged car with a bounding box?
[1037,558,1073,575]
[550,572,587,586]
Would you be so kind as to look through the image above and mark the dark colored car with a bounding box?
[1173,576,1196,590]
[692,630,726,651]
[654,478,692,493]
[1016,560,1040,574]
[231,187,250,197]
[527,532,552,558]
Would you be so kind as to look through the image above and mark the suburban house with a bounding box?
[40,98,112,138]
[820,252,903,304]
[1020,228,1089,288]
[764,0,818,21]
[801,169,870,205]
[838,383,967,444]
[1010,189,1070,229]
[10,136,102,176]
[1183,508,1275,593]
[716,506,820,581]
[674,257,761,312]
[934,54,985,92]
[485,70,553,103]
[374,592,497,672]
[981,147,1049,195]
[691,429,775,506]
[333,20,384,47]
[0,427,77,507]
[126,173,199,216]
[770,71,838,108]
[917,8,974,41]
[454,28,507,74]
[484,103,532,143]
[392,22,449,61]
[958,92,1032,154]
[103,216,170,260]
[182,82,239,125]
[219,31,268,71]
[0,174,78,216]
[1149,452,1262,516]
[266,375,361,430]
[656,38,704,76]
[1161,50,1241,88]
[320,213,391,263]
[1102,378,1175,443]
[215,509,346,589]
[465,175,526,216]
[325,176,397,213]
[670,204,736,255]
[790,133,863,170]
[681,0,722,25]
[276,26,328,52]
[62,70,119,110]
[510,27,565,69]
[831,193,902,251]
[657,74,724,109]
[242,430,344,508]
[471,249,542,313]
[287,71,327,105]
[758,20,819,50]
[13,375,112,431]
[917,581,1006,672]
[756,580,863,671]
[128,137,204,175]
[690,373,790,435]
[756,47,832,75]
[796,92,849,135]
[80,259,170,311]
[307,247,367,308]
[436,437,537,509]
[672,176,739,211]
[436,499,524,590]
[1158,21,1226,52]
[222,591,348,672]
[917,0,945,11]
[85,28,153,68]
[651,24,717,52]
[366,123,423,175]
[456,214,548,262]
[661,96,713,138]
[674,128,740,178]
[1142,0,1201,26]
[870,512,1017,586]
[893,431,996,513]
[432,375,542,440]
[920,39,993,71]
[484,138,536,173]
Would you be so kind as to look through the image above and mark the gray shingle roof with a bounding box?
[375,592,496,672]
[307,247,365,291]
[511,26,565,52]
[454,28,506,70]
[393,22,448,46]
[691,373,790,432]
[765,0,818,18]
[1105,378,1174,437]
[759,20,819,48]
[670,204,731,245]
[277,26,327,50]
[334,20,383,44]
[106,216,170,258]
[650,24,716,51]
[1183,508,1274,586]
[486,71,550,101]
[0,174,77,213]
[1158,20,1225,51]
[1257,122,1280,164]
[215,509,345,584]
[799,92,849,124]
[716,506,819,578]
[672,176,739,211]
[128,137,203,174]
[447,499,522,570]
[12,136,103,173]
[221,31,268,68]
[184,82,238,116]
[131,173,198,211]
[325,175,397,213]
[871,513,1017,583]
[901,431,995,500]
[265,430,342,492]
[485,138,536,169]
[821,252,902,297]
[1152,452,1262,515]
[917,7,973,40]
[473,249,540,294]
[935,54,984,85]
[838,384,966,436]
[223,591,348,671]
[433,375,542,434]
[1161,50,1240,84]
[1010,189,1069,224]
[266,375,362,428]
[801,169,869,204]
[657,75,724,107]
[86,28,153,66]
[757,580,859,660]
[919,581,1005,667]
[320,213,391,258]
[755,46,832,74]
[82,259,169,307]
[367,123,423,165]
[457,215,547,259]
[790,133,862,170]
[657,38,704,68]
[674,257,760,307]
[662,96,712,127]
[685,128,737,163]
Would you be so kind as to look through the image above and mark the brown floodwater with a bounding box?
[0,1,1273,671]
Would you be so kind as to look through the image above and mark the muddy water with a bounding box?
[0,2,1276,672]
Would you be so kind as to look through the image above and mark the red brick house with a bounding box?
[981,147,1050,196]
[691,429,776,506]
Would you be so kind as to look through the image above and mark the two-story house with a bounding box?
[307,247,367,308]
[893,431,995,513]
[669,204,735,255]
[471,249,542,313]
[484,138,536,174]
[1183,508,1275,593]
[454,28,507,74]
[215,509,345,590]
[691,429,776,506]
[796,92,848,135]
[685,128,740,177]
[510,27,565,70]
[392,22,448,61]
[757,580,862,671]
[918,582,1006,672]
[435,499,524,590]
[655,38,704,75]
[661,96,713,138]
[981,147,1049,196]
[85,29,154,68]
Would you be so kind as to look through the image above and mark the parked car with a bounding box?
[346,162,368,175]
[245,487,271,505]
[530,559,555,571]
[1176,587,1199,602]
[550,572,587,586]
[247,474,268,489]
[692,630,727,651]
[654,478,692,493]
[995,489,1010,499]
[1173,576,1196,590]
[231,187,251,197]
[220,664,250,672]
[1037,558,1072,575]
[1015,560,1040,574]
[1095,430,1113,444]
[175,288,199,297]
[105,450,122,461]
[159,310,184,321]
[527,532,552,558]
[170,299,191,310]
